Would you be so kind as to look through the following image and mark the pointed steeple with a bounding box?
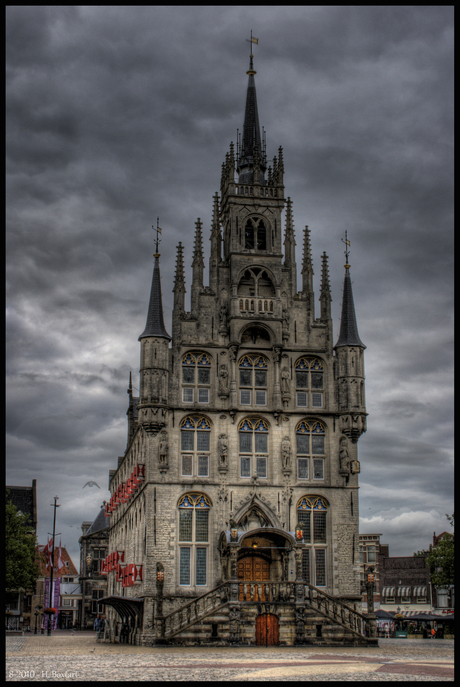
[319,252,331,321]
[139,239,171,341]
[237,53,266,185]
[209,193,221,294]
[192,218,204,311]
[302,226,314,293]
[335,265,365,348]
[173,242,186,298]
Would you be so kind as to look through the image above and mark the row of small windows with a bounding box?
[182,353,324,408]
[179,415,326,480]
[178,492,329,587]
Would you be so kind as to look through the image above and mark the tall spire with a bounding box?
[139,224,171,341]
[302,225,314,293]
[335,239,365,348]
[173,242,186,299]
[319,252,332,321]
[191,218,204,312]
[237,50,266,185]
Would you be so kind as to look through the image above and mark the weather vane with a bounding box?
[246,30,259,55]
[153,217,162,257]
[341,231,351,268]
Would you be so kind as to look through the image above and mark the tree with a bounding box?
[426,513,454,587]
[5,493,40,591]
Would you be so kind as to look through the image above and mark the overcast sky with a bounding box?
[6,6,453,568]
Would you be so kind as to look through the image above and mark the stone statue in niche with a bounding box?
[218,433,228,468]
[282,436,292,470]
[339,435,349,472]
[218,364,229,396]
[158,431,168,465]
[281,367,290,394]
[219,302,228,333]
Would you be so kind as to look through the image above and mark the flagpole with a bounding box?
[47,496,60,636]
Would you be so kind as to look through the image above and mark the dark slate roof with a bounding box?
[139,255,171,340]
[238,56,266,185]
[85,507,110,536]
[335,267,366,348]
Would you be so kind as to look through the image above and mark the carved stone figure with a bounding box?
[339,435,349,472]
[159,432,168,464]
[218,433,228,468]
[218,364,229,396]
[281,367,290,394]
[282,436,292,469]
[219,302,228,332]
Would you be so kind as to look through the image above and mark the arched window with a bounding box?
[182,352,211,404]
[244,218,268,251]
[178,492,212,586]
[297,495,329,586]
[239,354,268,407]
[295,357,324,408]
[180,415,211,477]
[296,420,326,480]
[238,417,269,478]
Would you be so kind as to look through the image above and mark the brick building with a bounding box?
[78,507,110,630]
[379,551,432,616]
[101,52,372,646]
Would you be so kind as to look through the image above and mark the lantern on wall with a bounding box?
[295,523,304,541]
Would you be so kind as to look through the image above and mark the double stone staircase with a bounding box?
[158,580,376,646]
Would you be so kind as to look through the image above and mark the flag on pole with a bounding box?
[48,537,54,569]
[58,539,63,570]
[251,37,259,44]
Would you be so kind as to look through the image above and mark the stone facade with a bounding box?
[103,54,370,646]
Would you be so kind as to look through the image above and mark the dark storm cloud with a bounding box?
[6,6,453,564]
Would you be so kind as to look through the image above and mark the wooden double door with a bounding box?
[237,555,269,601]
[256,613,280,646]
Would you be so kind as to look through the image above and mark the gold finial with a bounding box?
[246,30,258,75]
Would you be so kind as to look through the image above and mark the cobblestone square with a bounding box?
[6,634,454,681]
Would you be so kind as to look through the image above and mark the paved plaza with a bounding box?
[6,633,454,681]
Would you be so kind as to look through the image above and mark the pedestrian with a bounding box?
[97,617,105,640]
[94,616,100,638]
[431,627,436,639]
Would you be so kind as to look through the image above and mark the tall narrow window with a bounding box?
[239,354,268,407]
[296,420,326,481]
[238,417,269,478]
[182,352,211,404]
[297,495,328,587]
[295,357,324,408]
[178,493,211,587]
[243,217,269,251]
[180,416,211,477]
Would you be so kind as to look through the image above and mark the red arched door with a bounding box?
[256,613,279,646]
[237,555,269,601]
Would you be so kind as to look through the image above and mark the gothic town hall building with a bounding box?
[101,53,374,647]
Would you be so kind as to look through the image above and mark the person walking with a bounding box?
[97,616,105,640]
[431,627,436,639]
[94,616,100,639]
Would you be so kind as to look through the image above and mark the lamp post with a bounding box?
[47,496,60,636]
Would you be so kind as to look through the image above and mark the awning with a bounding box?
[99,595,144,624]
[398,586,411,596]
[381,586,395,596]
[413,586,427,596]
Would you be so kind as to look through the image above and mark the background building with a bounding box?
[78,507,110,630]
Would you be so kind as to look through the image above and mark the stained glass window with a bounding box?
[182,352,211,405]
[297,496,329,587]
[238,417,269,479]
[295,357,324,408]
[296,420,326,481]
[239,354,268,407]
[178,493,211,587]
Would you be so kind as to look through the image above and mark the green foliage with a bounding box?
[5,493,41,591]
[426,513,455,588]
